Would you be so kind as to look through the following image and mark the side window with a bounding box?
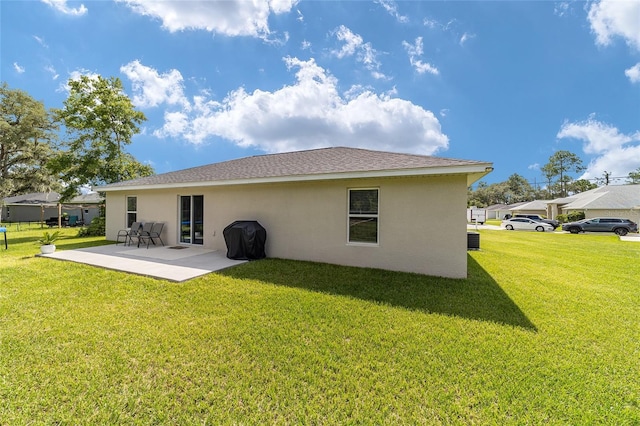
[348,188,379,244]
[126,196,137,227]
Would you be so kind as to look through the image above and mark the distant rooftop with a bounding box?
[2,192,102,205]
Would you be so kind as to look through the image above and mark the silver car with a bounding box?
[502,218,555,232]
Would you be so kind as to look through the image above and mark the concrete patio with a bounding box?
[40,244,248,282]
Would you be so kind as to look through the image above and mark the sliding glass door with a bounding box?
[179,195,204,245]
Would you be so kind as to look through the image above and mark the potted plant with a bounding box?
[38,231,60,254]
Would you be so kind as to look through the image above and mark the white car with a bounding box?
[501,218,555,232]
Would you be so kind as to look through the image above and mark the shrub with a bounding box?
[567,211,586,222]
[556,214,567,223]
[77,216,105,237]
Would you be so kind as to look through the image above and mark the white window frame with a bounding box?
[126,196,137,227]
[347,188,379,246]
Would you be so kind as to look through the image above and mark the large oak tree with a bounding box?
[0,82,59,201]
[51,75,153,200]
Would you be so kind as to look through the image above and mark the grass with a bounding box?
[1,225,639,424]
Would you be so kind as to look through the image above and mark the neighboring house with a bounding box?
[509,200,551,218]
[1,192,102,224]
[485,204,510,220]
[99,147,493,278]
[547,184,640,224]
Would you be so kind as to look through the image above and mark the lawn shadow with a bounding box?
[219,256,537,331]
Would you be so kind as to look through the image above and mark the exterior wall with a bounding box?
[105,175,469,278]
[61,205,100,224]
[1,204,99,223]
[1,205,58,222]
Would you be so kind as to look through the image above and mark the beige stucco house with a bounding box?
[99,147,493,278]
[547,184,640,224]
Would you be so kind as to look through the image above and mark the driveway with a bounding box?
[467,224,502,231]
[40,244,247,282]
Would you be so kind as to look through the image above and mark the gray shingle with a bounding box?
[101,146,490,189]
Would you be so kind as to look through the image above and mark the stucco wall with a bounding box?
[105,175,469,278]
[1,205,98,223]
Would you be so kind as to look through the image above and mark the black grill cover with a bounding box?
[223,220,267,260]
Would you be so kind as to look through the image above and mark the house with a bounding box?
[508,200,551,218]
[0,192,102,225]
[547,184,640,224]
[485,204,511,220]
[99,147,493,278]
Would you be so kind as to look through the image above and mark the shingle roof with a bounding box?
[3,192,61,205]
[100,146,492,190]
[510,200,551,211]
[559,185,640,210]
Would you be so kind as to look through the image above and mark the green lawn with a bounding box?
[1,225,639,424]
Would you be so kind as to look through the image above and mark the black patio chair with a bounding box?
[138,222,165,249]
[116,222,142,246]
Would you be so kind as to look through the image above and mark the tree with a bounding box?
[505,173,535,203]
[0,82,59,201]
[567,179,597,194]
[628,167,640,184]
[51,75,153,200]
[541,150,585,197]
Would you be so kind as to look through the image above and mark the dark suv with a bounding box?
[561,217,638,236]
[513,214,559,229]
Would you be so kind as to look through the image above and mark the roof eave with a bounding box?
[99,163,494,192]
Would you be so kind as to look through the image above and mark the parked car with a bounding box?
[561,217,638,236]
[501,218,555,232]
[513,214,560,229]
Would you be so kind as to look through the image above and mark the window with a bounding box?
[126,196,137,227]
[348,188,379,244]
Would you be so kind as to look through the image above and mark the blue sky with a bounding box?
[2,0,639,186]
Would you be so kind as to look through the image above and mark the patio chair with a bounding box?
[116,222,142,246]
[138,222,165,248]
[68,215,78,227]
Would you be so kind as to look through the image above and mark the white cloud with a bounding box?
[33,35,48,48]
[587,0,640,50]
[580,145,640,181]
[554,2,571,17]
[41,0,87,16]
[625,62,640,83]
[45,65,59,80]
[57,69,100,92]
[117,0,297,39]
[423,17,456,32]
[134,57,448,155]
[557,115,640,179]
[375,0,408,23]
[13,62,25,74]
[528,163,540,171]
[402,37,439,75]
[459,32,475,46]
[331,26,385,78]
[120,60,190,110]
[332,25,364,59]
